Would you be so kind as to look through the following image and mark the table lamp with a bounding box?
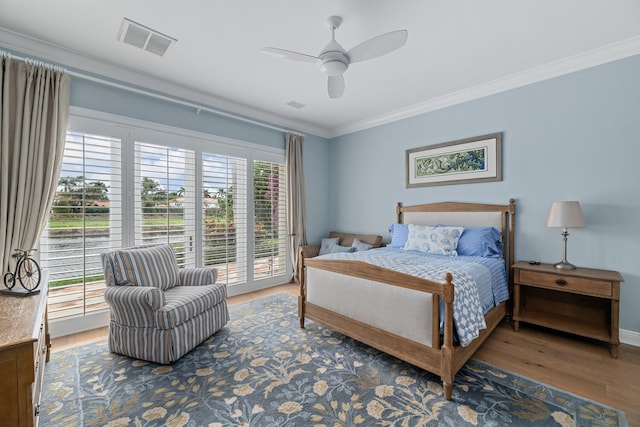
[545,201,586,269]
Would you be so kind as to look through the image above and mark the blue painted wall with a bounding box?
[328,55,640,335]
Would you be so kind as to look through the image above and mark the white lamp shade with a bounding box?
[546,201,586,228]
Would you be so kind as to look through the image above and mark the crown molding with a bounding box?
[0,27,332,139]
[330,36,640,138]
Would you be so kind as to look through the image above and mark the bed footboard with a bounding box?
[299,252,459,399]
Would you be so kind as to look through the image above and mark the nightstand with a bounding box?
[512,261,624,358]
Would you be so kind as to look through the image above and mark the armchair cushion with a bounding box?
[112,245,180,290]
[157,283,227,329]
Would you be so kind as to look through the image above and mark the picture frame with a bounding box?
[406,132,502,188]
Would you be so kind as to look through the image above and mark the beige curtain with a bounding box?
[0,55,71,274]
[285,133,307,283]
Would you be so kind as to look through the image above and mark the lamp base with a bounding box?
[554,261,577,270]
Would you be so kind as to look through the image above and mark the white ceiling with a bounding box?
[1,1,640,138]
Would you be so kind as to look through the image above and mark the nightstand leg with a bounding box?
[513,283,520,332]
[610,344,618,359]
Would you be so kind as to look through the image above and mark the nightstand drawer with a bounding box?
[518,270,612,297]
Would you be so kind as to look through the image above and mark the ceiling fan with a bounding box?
[260,16,408,99]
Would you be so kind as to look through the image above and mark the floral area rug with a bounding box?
[42,293,627,426]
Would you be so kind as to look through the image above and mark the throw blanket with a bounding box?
[317,248,505,346]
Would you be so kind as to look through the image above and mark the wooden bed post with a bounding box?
[441,272,454,400]
[298,247,306,328]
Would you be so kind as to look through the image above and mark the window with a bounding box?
[134,141,196,267]
[253,160,287,279]
[202,152,247,285]
[40,131,122,320]
[40,111,289,330]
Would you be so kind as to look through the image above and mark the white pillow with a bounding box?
[404,224,463,256]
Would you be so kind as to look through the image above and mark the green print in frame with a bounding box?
[406,133,502,188]
[415,147,486,177]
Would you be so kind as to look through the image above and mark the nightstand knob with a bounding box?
[555,279,568,286]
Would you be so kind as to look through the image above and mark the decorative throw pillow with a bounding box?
[318,237,340,255]
[388,223,409,248]
[351,238,373,252]
[330,245,356,254]
[404,224,463,256]
[112,245,179,290]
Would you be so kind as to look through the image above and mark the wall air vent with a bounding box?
[117,18,177,57]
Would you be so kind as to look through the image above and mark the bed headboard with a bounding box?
[396,200,516,281]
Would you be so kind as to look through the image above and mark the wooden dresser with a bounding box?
[0,272,50,427]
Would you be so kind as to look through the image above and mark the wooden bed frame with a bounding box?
[298,200,516,400]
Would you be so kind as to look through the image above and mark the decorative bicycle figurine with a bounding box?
[3,248,41,293]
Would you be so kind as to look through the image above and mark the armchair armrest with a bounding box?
[104,286,165,327]
[179,267,218,286]
[299,244,320,259]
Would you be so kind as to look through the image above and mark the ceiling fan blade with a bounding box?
[259,47,319,63]
[347,29,408,63]
[328,75,345,99]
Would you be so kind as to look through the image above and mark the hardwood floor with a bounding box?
[52,283,640,426]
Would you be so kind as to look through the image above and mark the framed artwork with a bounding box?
[406,133,502,188]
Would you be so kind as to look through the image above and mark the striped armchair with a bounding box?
[101,245,229,364]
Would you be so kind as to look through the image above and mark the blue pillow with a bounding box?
[330,245,356,254]
[388,223,409,248]
[439,225,502,257]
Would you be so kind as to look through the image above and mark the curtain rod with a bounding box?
[1,50,305,137]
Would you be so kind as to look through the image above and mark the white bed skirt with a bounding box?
[306,267,434,347]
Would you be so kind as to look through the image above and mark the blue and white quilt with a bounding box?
[316,247,509,347]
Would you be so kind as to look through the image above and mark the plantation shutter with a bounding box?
[202,152,248,285]
[253,160,287,279]
[134,141,196,267]
[40,131,122,319]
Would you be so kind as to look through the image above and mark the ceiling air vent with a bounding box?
[117,18,177,57]
[286,101,306,109]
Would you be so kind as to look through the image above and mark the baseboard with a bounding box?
[49,311,110,339]
[620,328,640,347]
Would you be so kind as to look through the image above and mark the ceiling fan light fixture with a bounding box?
[320,59,347,76]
